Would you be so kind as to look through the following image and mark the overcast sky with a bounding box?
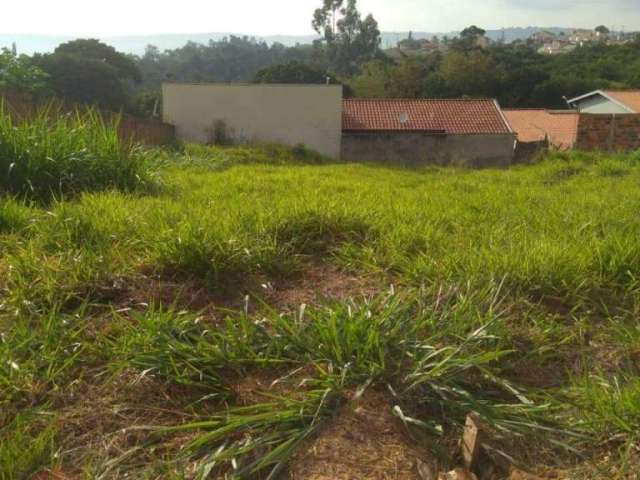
[3,0,639,35]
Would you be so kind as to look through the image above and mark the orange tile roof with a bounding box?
[503,109,579,149]
[342,99,512,135]
[603,90,640,113]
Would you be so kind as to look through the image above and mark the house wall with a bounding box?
[575,96,630,114]
[576,114,640,151]
[341,132,515,167]
[162,83,343,158]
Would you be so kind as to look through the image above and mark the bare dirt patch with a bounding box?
[96,263,385,319]
[94,273,223,311]
[226,365,321,406]
[50,369,214,476]
[263,263,384,312]
[287,390,430,480]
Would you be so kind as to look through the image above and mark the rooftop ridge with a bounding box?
[344,97,497,102]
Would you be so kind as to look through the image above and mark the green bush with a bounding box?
[0,103,159,202]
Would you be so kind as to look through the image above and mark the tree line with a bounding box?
[1,0,639,115]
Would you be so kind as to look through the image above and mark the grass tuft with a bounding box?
[0,103,160,202]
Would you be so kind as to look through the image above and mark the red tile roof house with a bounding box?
[341,98,516,167]
[503,109,579,150]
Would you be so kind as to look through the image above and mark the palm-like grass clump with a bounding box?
[0,103,158,202]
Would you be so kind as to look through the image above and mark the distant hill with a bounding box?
[0,28,579,56]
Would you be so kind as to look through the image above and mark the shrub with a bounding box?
[0,103,159,202]
[208,119,234,146]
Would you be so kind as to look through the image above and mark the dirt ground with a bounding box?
[288,390,430,480]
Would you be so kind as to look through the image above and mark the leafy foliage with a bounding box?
[254,61,335,84]
[33,39,141,111]
[312,0,382,75]
[349,39,640,107]
[0,48,49,94]
[136,36,322,88]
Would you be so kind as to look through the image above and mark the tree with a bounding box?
[348,60,392,97]
[595,25,610,35]
[313,0,344,42]
[312,0,381,75]
[0,48,49,94]
[428,51,502,98]
[531,74,601,108]
[54,39,141,82]
[254,61,335,84]
[460,25,487,39]
[134,36,324,89]
[453,25,488,51]
[33,39,141,111]
[35,53,129,110]
[399,31,422,51]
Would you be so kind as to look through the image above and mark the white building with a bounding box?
[567,90,640,114]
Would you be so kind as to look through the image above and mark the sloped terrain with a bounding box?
[1,145,640,479]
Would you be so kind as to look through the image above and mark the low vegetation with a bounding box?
[0,104,159,202]
[1,134,640,478]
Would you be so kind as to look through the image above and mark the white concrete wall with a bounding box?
[162,83,343,158]
[576,96,630,114]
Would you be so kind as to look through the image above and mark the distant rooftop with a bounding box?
[603,90,640,113]
[567,90,640,113]
[503,109,578,149]
[342,98,512,135]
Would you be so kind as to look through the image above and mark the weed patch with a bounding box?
[0,412,59,480]
[273,211,375,255]
[0,104,160,202]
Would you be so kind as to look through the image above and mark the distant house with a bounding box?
[567,90,640,114]
[570,29,600,45]
[503,109,579,150]
[341,99,515,167]
[537,39,575,55]
[530,30,557,46]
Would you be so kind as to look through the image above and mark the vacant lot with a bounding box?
[1,133,640,478]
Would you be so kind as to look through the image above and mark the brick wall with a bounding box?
[576,114,640,152]
[117,116,175,146]
[1,89,175,146]
[0,89,36,120]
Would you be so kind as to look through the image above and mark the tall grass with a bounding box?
[0,103,159,202]
[0,412,58,480]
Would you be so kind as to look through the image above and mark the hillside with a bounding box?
[1,27,576,55]
[1,112,640,477]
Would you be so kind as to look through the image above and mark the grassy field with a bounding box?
[1,112,640,479]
